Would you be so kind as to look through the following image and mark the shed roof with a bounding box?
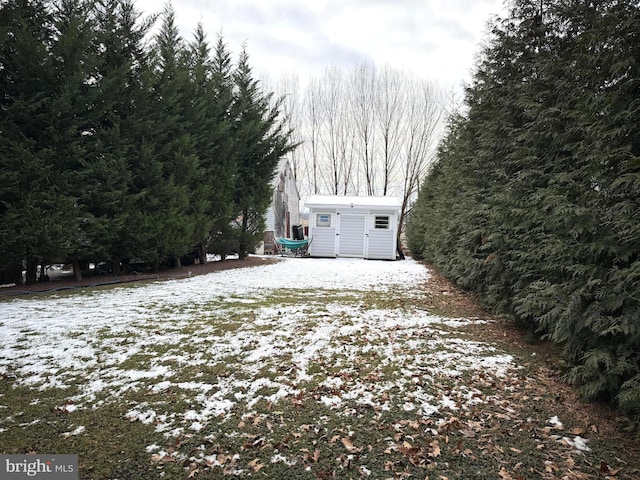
[305,195,401,210]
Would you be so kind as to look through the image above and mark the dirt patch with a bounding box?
[417,260,640,468]
[412,261,492,319]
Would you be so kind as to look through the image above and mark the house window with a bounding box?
[374,215,390,230]
[316,213,331,228]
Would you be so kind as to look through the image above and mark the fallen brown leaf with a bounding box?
[187,468,199,478]
[247,458,263,473]
[454,439,464,453]
[430,440,441,458]
[341,437,362,453]
[499,466,513,480]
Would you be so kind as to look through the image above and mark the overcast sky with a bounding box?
[134,0,507,94]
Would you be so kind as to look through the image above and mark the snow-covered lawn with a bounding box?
[1,258,507,420]
[0,257,633,479]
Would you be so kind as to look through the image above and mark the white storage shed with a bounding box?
[305,195,401,260]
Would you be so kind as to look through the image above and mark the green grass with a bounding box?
[1,282,639,480]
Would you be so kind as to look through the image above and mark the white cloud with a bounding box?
[134,0,506,92]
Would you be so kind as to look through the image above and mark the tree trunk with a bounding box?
[25,258,38,285]
[238,213,248,260]
[11,261,23,285]
[38,262,48,282]
[197,243,207,265]
[71,258,83,282]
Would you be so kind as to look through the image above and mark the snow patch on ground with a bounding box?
[0,257,513,440]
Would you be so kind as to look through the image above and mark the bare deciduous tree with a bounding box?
[302,78,322,194]
[397,77,445,251]
[272,62,446,252]
[350,62,378,195]
[317,66,355,195]
[376,65,405,196]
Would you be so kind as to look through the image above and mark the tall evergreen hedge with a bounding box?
[408,0,640,427]
[0,0,296,281]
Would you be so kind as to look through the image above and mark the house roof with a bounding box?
[271,157,301,200]
[304,195,402,210]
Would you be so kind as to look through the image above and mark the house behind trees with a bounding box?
[259,158,301,255]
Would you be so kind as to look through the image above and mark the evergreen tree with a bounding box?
[0,0,77,284]
[0,0,46,283]
[1,0,299,278]
[544,0,640,419]
[48,0,108,280]
[408,0,640,426]
[231,47,297,258]
[80,0,152,274]
[188,30,237,262]
[128,3,202,269]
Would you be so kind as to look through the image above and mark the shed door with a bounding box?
[337,214,366,257]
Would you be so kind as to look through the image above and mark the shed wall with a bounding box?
[367,228,396,259]
[307,200,399,260]
[309,226,336,257]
